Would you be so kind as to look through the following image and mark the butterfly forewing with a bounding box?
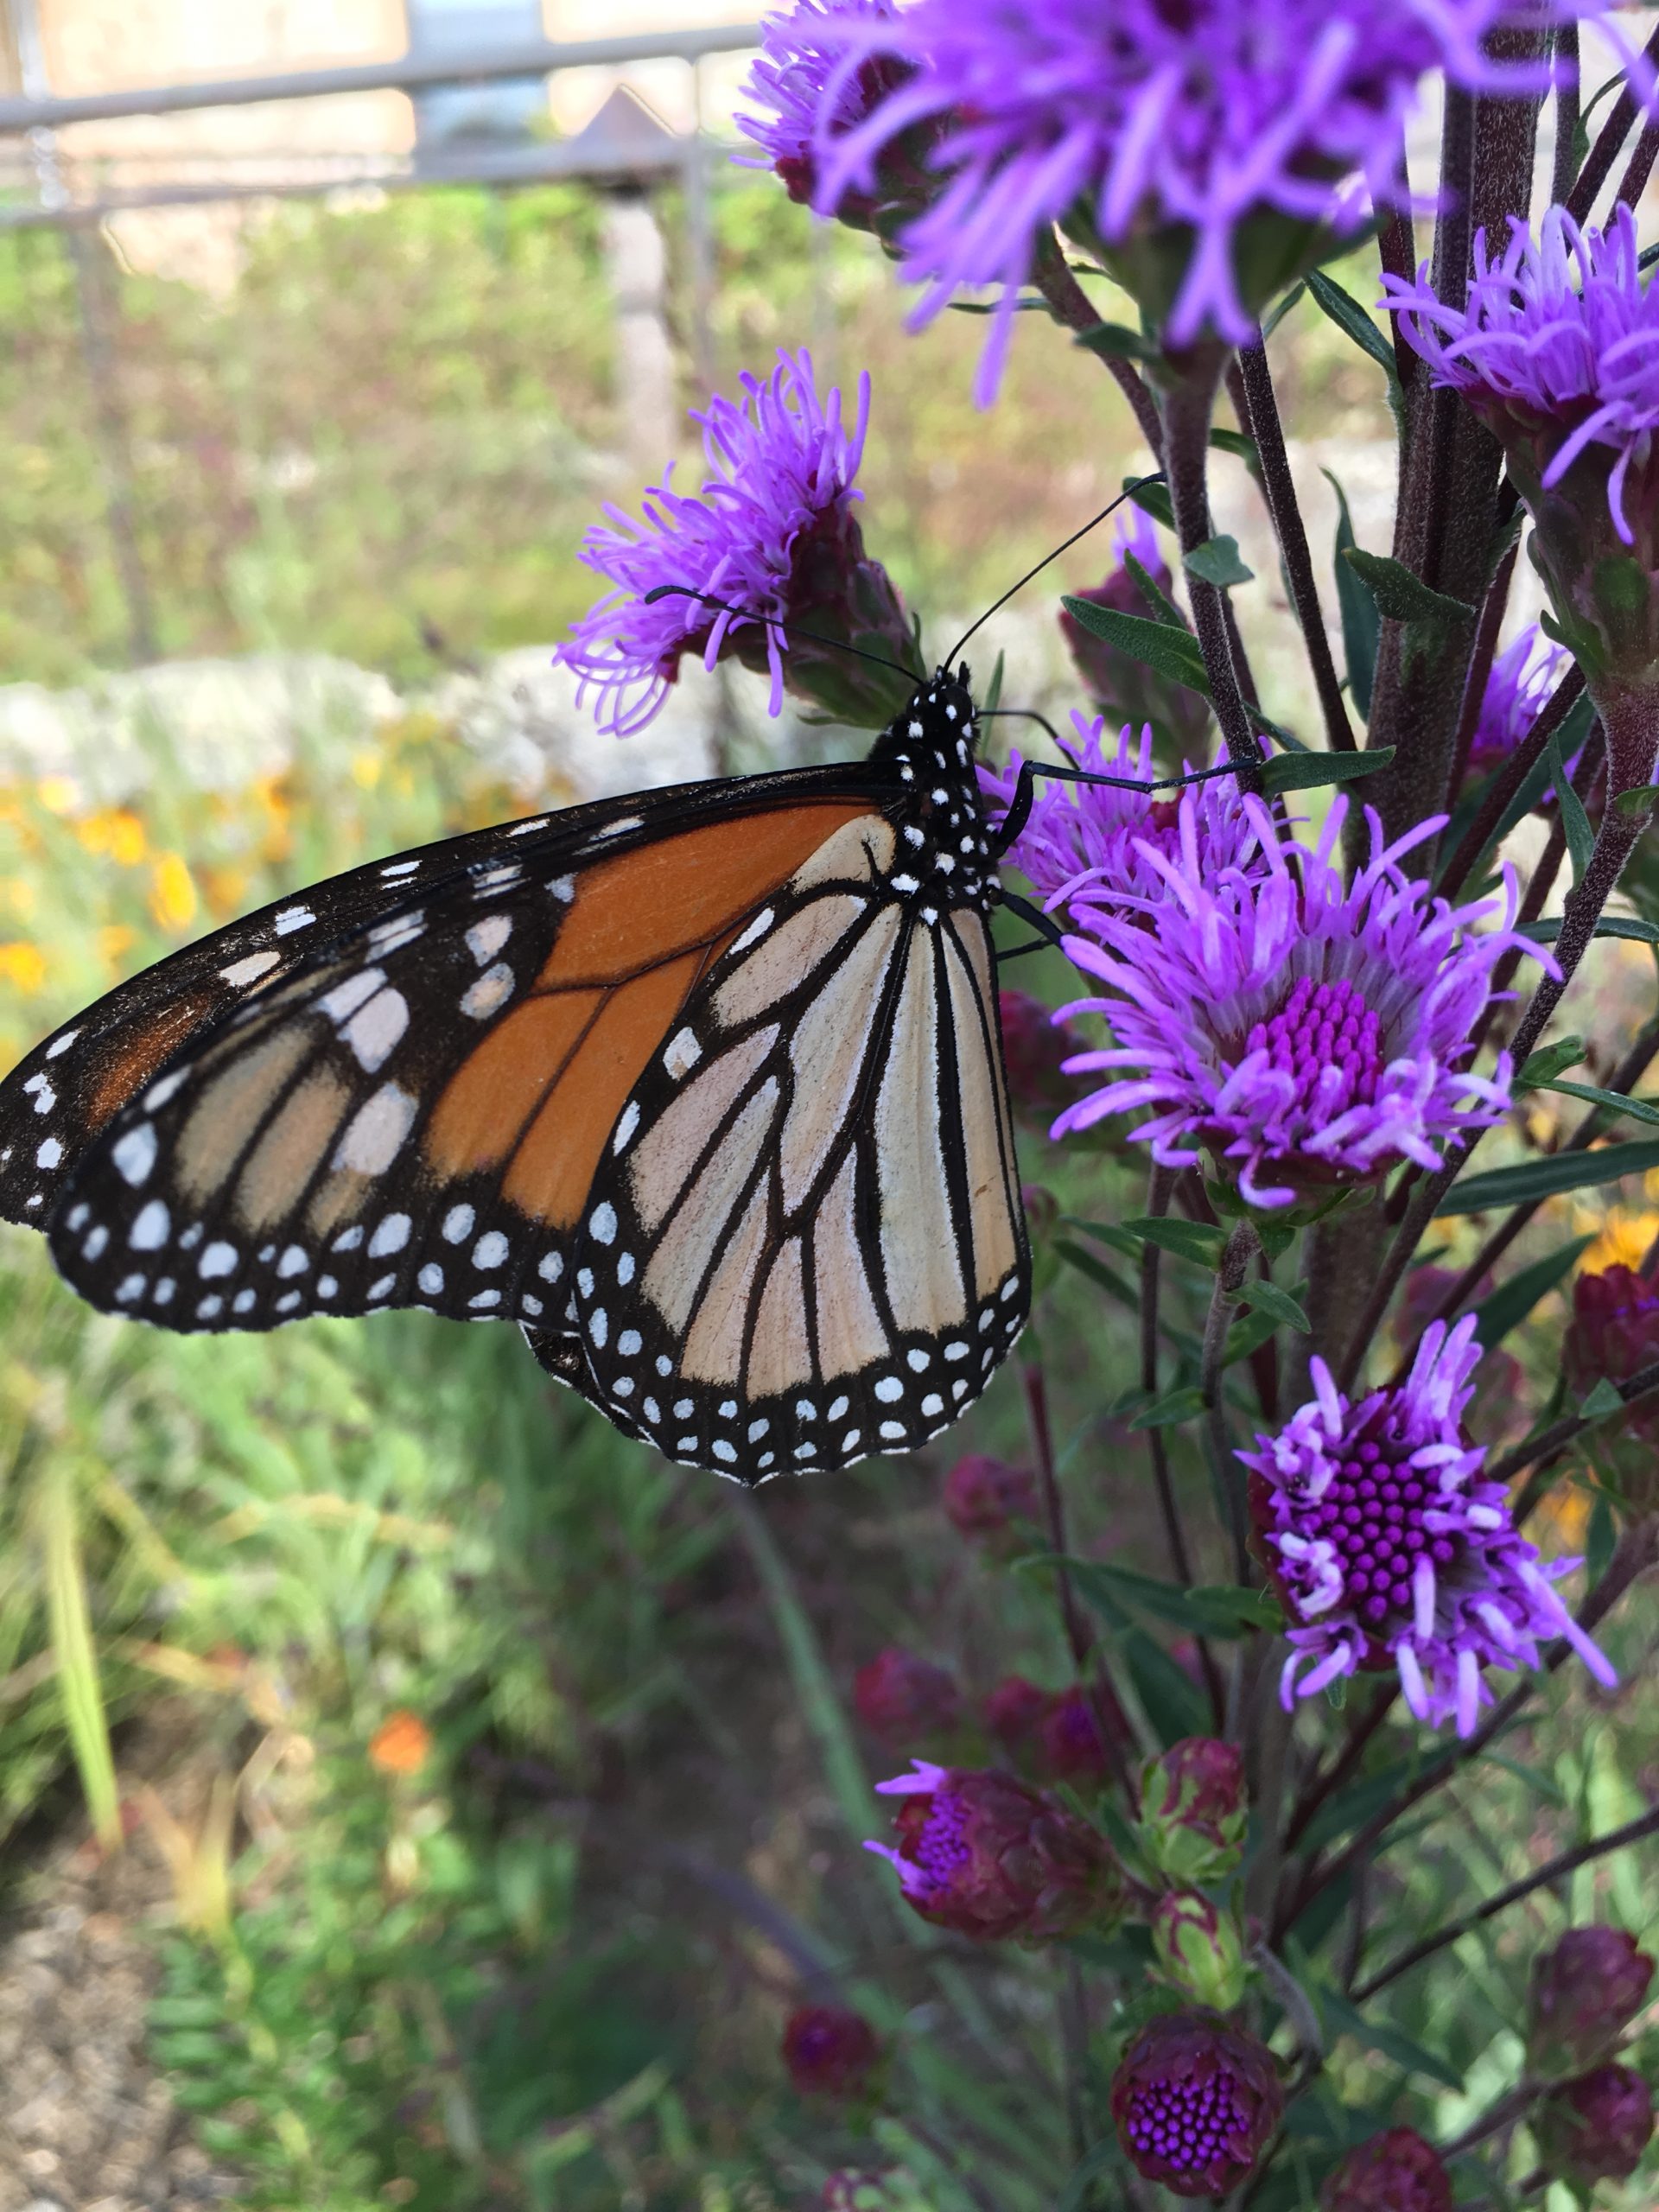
[35,783,883,1336]
[528,810,1030,1482]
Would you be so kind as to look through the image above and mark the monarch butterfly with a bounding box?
[0,488,1184,1485]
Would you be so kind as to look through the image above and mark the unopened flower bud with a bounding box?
[997,992,1087,1123]
[1527,1925,1655,2078]
[853,1648,961,1746]
[942,1453,1039,1541]
[782,2005,882,2100]
[984,1675,1052,1767]
[1039,1681,1130,1784]
[1153,1890,1247,2012]
[1535,2063,1656,2186]
[866,1760,1124,1943]
[1567,1263,1659,1448]
[1140,1738,1248,1884]
[1110,2010,1282,2198]
[1319,2128,1452,2212]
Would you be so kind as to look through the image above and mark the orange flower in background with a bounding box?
[369,1710,432,1777]
[149,852,198,931]
[0,941,46,994]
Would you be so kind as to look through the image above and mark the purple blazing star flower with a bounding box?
[1385,205,1659,548]
[796,0,1552,397]
[1240,1317,1618,1735]
[979,715,1260,920]
[736,0,924,226]
[1465,626,1573,779]
[557,349,910,736]
[1052,794,1547,1208]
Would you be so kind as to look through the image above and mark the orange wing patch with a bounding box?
[426,803,874,1233]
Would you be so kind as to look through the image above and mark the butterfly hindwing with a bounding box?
[527,812,1030,1483]
[35,779,887,1336]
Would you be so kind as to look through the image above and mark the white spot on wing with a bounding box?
[273,905,315,935]
[589,1201,617,1245]
[443,1205,474,1243]
[35,1136,60,1169]
[199,1241,238,1280]
[473,1230,508,1269]
[731,906,775,955]
[344,988,409,1071]
[130,1199,169,1250]
[418,1263,444,1294]
[332,1084,416,1174]
[611,1100,640,1154]
[664,1027,701,1079]
[219,950,281,988]
[46,1029,79,1058]
[460,964,514,1020]
[369,1212,410,1256]
[112,1124,158,1186]
[466,915,513,964]
[320,968,386,1023]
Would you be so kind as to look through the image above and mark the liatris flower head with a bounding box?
[942,1452,1039,1540]
[1464,626,1575,787]
[997,991,1088,1123]
[795,0,1549,397]
[1319,2128,1452,2212]
[980,716,1260,927]
[1385,206,1659,758]
[1053,795,1548,1210]
[781,2004,883,2099]
[984,1675,1052,1768]
[854,1648,962,1745]
[737,0,938,234]
[1242,1316,1619,1735]
[557,349,913,736]
[1110,2011,1283,2199]
[1140,1737,1248,1885]
[1528,1925,1656,2078]
[1152,1890,1247,2012]
[1535,2063,1656,2186]
[1059,510,1213,758]
[865,1760,1124,1942]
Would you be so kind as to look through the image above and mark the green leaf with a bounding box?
[1437,1138,1659,1215]
[1299,1759,1420,1855]
[1122,1216,1229,1267]
[1236,1278,1311,1332]
[1515,1035,1586,1090]
[1122,1628,1211,1743]
[1471,1235,1595,1349]
[1579,1376,1625,1419]
[983,648,1006,714]
[1061,1216,1144,1262]
[1321,467,1379,721]
[1614,782,1659,818]
[1185,534,1255,590]
[1306,269,1399,380]
[1129,1385,1207,1430]
[950,295,1049,315]
[1518,912,1659,949]
[1483,1752,1567,1807]
[1122,550,1189,631]
[1549,730,1596,887]
[1059,596,1208,696]
[1054,1237,1139,1311]
[1341,546,1475,627]
[1261,279,1306,339]
[1125,474,1177,530]
[1542,1079,1659,1128]
[1058,1554,1273,1637]
[1260,746,1395,796]
[1056,2139,1127,2212]
[1209,427,1260,469]
[1223,1304,1286,1366]
[1073,319,1152,359]
[1319,1986,1465,2094]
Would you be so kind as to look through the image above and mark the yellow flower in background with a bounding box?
[2,879,35,919]
[201,866,249,919]
[1532,1484,1592,1548]
[352,752,383,790]
[1573,1205,1659,1276]
[98,925,135,972]
[252,774,292,863]
[149,852,198,931]
[75,808,147,866]
[0,942,46,994]
[35,776,78,816]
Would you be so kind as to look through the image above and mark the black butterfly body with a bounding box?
[0,668,1030,1485]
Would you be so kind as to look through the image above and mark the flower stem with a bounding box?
[1437,664,1585,899]
[1033,231,1164,459]
[1351,1802,1659,2005]
[1550,24,1580,210]
[1230,344,1355,753]
[1564,17,1659,224]
[1201,1221,1258,1586]
[1159,350,1266,792]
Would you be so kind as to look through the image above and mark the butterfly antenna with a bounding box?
[943,474,1167,670]
[642,585,924,684]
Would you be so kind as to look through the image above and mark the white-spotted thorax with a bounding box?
[868,664,995,923]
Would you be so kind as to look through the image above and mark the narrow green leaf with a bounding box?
[1518,912,1659,949]
[1054,1237,1139,1311]
[1483,1752,1567,1807]
[1262,279,1306,339]
[1208,427,1260,468]
[1061,1216,1144,1262]
[983,648,1006,714]
[1056,1554,1269,1637]
[1125,474,1177,530]
[1306,269,1399,379]
[1549,730,1596,887]
[1437,1138,1659,1215]
[1056,2139,1126,2212]
[1342,546,1475,627]
[1471,1235,1595,1349]
[1059,596,1208,695]
[1579,1376,1625,1418]
[1122,1216,1229,1267]
[1122,1628,1211,1743]
[1319,1985,1465,2094]
[1614,782,1659,818]
[1073,319,1152,359]
[1185,535,1255,590]
[41,1465,121,1852]
[1129,1385,1207,1430]
[1515,1035,1586,1090]
[1322,467,1378,720]
[1223,1305,1285,1367]
[1122,550,1189,631]
[950,295,1049,315]
[1541,1079,1659,1128]
[1236,1278,1312,1332]
[1260,746,1395,796]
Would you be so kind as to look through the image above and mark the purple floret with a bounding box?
[1052,795,1549,1208]
[978,715,1261,918]
[736,0,909,212]
[1466,626,1572,778]
[556,349,870,736]
[785,0,1551,396]
[1384,203,1659,545]
[1241,1318,1618,1735]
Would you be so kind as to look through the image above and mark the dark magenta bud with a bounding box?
[1110,2010,1283,2198]
[867,1761,1125,1943]
[1528,1925,1656,2077]
[781,2005,882,2100]
[997,989,1088,1122]
[1319,2128,1452,2211]
[1140,1737,1248,1883]
[853,1648,961,1747]
[1039,1681,1130,1784]
[1567,1263,1659,1446]
[984,1675,1052,1765]
[942,1453,1039,1540]
[1535,2063,1656,2186]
